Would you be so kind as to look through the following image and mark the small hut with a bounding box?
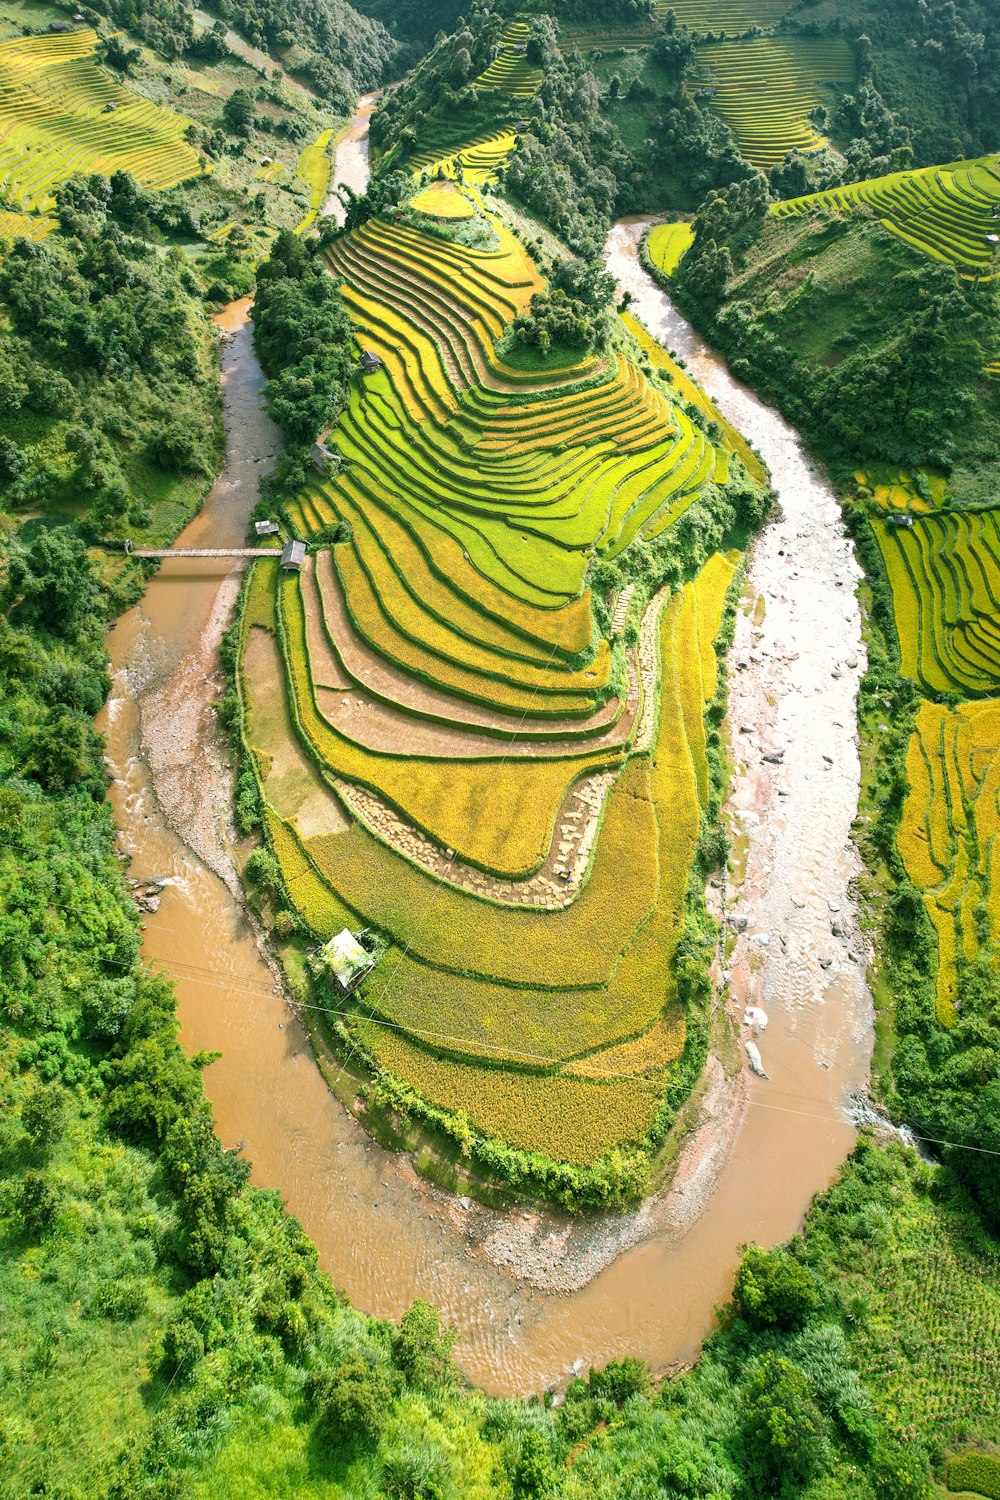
[103,101,118,113]
[310,441,341,475]
[48,20,71,31]
[359,350,383,376]
[280,540,307,570]
[320,929,374,992]
[254,519,279,536]
[887,512,914,529]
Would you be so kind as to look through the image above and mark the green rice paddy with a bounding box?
[240,171,743,1176]
[772,155,1000,277]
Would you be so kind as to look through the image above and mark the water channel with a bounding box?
[96,115,872,1396]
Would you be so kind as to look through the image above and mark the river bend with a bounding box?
[97,122,871,1394]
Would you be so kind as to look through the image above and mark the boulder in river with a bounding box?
[743,1006,769,1030]
[745,1041,769,1078]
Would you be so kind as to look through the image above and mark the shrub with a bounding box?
[244,847,281,893]
[5,1169,61,1236]
[738,1354,827,1496]
[89,1278,148,1322]
[307,1349,398,1449]
[159,1315,205,1381]
[733,1245,819,1331]
[20,1082,67,1152]
[947,1453,1000,1499]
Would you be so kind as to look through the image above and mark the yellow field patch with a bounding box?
[0,28,203,215]
[410,183,475,219]
[647,221,695,276]
[898,699,1000,1025]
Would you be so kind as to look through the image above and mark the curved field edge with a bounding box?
[230,552,745,1207]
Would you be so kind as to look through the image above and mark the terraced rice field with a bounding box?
[772,155,1000,277]
[410,182,474,218]
[0,208,52,242]
[691,35,855,167]
[474,18,542,98]
[239,182,745,1173]
[0,29,203,214]
[874,508,1000,697]
[898,698,1000,1024]
[624,310,766,484]
[559,24,659,54]
[652,0,793,28]
[409,126,518,185]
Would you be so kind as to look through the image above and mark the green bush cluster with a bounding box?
[251,228,355,454]
[948,1453,1000,1499]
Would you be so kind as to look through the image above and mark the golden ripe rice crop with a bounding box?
[898,699,1000,1024]
[238,182,742,1169]
[0,29,203,215]
[410,183,475,218]
[646,222,694,277]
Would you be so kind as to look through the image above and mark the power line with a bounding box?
[121,940,1000,1163]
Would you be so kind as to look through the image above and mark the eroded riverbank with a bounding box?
[97,122,872,1393]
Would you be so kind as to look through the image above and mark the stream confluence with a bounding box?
[96,116,872,1396]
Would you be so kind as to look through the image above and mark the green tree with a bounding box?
[512,1430,556,1497]
[21,1083,67,1154]
[222,88,256,137]
[733,1245,818,1331]
[739,1354,827,1496]
[394,1300,458,1389]
[307,1349,398,1449]
[6,529,101,640]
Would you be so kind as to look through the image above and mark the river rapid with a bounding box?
[96,117,872,1396]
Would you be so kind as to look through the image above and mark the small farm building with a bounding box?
[360,350,383,375]
[321,929,374,992]
[280,540,307,570]
[254,519,279,536]
[49,20,71,31]
[310,441,341,474]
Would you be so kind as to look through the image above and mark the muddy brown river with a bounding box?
[97,127,872,1395]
